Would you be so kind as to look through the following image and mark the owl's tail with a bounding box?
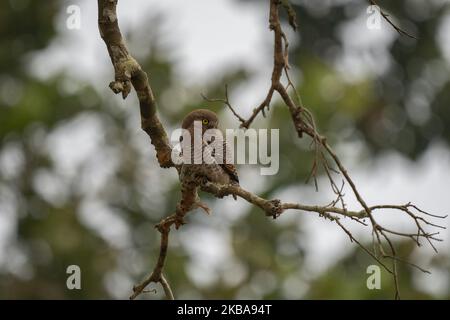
[231,180,239,200]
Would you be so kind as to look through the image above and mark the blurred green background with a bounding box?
[0,0,449,299]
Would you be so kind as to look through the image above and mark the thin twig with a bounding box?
[201,85,246,124]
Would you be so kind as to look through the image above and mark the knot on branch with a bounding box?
[281,0,298,31]
[265,199,283,219]
[290,107,314,139]
[109,80,131,98]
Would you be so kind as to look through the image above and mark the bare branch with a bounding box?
[368,0,418,39]
[201,85,246,125]
[97,0,174,168]
[215,0,442,299]
[129,215,176,300]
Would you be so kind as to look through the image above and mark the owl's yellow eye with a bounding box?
[202,119,209,125]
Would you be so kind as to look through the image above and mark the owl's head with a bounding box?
[181,109,219,132]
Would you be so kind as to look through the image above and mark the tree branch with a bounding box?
[368,0,418,39]
[129,214,176,300]
[98,0,174,168]
[205,0,443,299]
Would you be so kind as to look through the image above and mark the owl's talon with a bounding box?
[179,109,241,210]
[197,201,212,215]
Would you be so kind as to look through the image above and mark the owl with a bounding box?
[178,109,239,215]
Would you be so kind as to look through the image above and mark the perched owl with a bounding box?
[178,109,239,213]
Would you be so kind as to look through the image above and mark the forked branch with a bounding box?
[203,0,443,299]
[129,215,176,300]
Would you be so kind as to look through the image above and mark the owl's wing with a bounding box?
[221,140,239,184]
[222,163,239,184]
